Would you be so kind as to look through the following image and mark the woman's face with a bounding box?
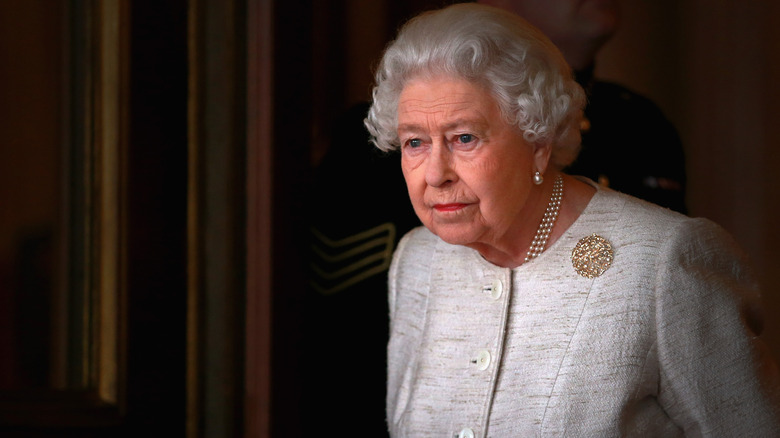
[397,76,547,249]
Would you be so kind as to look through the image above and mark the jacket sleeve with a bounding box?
[386,227,434,430]
[654,218,780,436]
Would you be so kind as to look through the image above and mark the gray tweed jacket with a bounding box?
[387,184,780,437]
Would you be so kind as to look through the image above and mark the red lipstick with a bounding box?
[434,203,467,212]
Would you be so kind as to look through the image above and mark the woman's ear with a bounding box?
[533,141,553,175]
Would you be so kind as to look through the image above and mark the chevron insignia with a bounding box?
[309,223,397,295]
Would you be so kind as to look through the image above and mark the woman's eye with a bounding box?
[458,134,474,143]
[408,138,422,148]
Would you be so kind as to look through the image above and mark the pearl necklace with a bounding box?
[524,174,564,262]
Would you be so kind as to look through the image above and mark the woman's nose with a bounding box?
[424,143,456,187]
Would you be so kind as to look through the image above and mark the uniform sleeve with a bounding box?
[654,218,780,436]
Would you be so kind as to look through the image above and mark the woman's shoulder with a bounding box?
[575,185,741,259]
[400,225,438,244]
[394,225,439,259]
[611,190,727,239]
[388,226,442,319]
[390,225,481,289]
[589,186,693,233]
[390,226,439,280]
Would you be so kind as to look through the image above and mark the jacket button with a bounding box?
[458,428,475,438]
[474,349,491,371]
[482,279,503,300]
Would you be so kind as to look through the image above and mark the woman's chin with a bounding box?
[427,224,478,247]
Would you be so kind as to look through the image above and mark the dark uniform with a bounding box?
[302,102,419,437]
[568,67,687,213]
[301,70,687,436]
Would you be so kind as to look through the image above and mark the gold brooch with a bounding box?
[571,234,613,278]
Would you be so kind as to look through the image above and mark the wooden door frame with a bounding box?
[245,0,273,436]
[245,0,313,436]
[0,0,129,428]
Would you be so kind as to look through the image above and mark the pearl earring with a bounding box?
[533,171,544,185]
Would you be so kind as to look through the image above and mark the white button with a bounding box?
[482,279,503,300]
[474,349,491,371]
[458,428,475,438]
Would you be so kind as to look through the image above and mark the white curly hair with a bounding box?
[364,3,586,168]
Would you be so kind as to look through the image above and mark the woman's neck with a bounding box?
[472,174,596,269]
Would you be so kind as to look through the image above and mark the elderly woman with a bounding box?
[364,4,779,437]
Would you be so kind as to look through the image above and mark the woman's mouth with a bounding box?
[433,203,468,212]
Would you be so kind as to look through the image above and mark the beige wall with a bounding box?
[596,0,780,355]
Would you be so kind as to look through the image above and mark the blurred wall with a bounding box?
[0,0,63,390]
[310,0,448,167]
[596,0,780,355]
